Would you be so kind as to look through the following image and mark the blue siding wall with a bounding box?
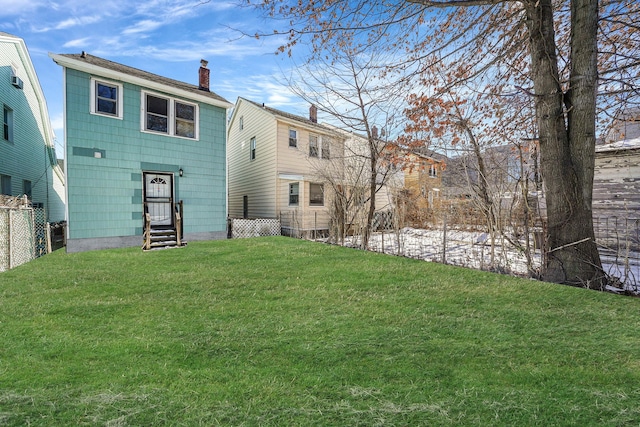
[65,68,226,245]
[0,41,65,221]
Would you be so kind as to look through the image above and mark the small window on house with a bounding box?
[250,137,256,160]
[309,134,318,157]
[309,183,324,206]
[289,129,298,148]
[429,164,437,178]
[321,137,330,159]
[91,78,122,119]
[175,102,196,138]
[1,174,11,195]
[3,106,13,142]
[243,195,248,218]
[239,116,244,131]
[23,180,32,199]
[289,182,299,206]
[96,82,117,115]
[146,94,169,133]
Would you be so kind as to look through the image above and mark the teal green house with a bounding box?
[50,53,232,252]
[1,32,65,221]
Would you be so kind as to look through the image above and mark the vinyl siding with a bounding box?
[228,99,345,231]
[0,38,65,221]
[593,148,640,219]
[227,100,278,218]
[64,67,227,242]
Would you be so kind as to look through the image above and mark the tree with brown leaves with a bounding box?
[244,0,639,289]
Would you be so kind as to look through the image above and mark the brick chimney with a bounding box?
[199,59,210,91]
[309,104,317,123]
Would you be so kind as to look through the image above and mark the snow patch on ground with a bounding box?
[338,227,640,294]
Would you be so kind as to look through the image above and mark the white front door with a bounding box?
[144,172,173,227]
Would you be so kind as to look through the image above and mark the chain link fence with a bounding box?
[1,196,62,272]
[593,217,639,289]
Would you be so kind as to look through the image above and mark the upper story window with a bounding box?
[310,134,330,159]
[146,94,168,133]
[309,134,318,157]
[321,137,331,159]
[239,115,244,131]
[175,102,195,138]
[90,78,123,119]
[428,163,437,178]
[289,129,298,148]
[3,106,13,142]
[250,136,256,160]
[142,91,199,139]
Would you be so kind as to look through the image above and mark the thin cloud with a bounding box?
[0,0,45,17]
[62,37,91,48]
[122,19,163,35]
[55,15,103,30]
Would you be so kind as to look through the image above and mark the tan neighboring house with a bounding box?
[227,97,344,236]
[391,150,447,227]
[400,151,446,208]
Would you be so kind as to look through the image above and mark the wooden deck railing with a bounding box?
[142,212,152,250]
[174,201,183,247]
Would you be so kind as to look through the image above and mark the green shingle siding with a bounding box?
[65,68,227,243]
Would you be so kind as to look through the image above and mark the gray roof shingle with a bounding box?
[56,53,230,105]
[242,98,337,133]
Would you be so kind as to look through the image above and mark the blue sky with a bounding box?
[0,0,307,157]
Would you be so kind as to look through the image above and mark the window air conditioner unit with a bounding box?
[11,75,23,89]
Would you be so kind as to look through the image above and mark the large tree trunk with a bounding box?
[525,0,604,289]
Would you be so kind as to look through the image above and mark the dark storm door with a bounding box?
[144,172,174,227]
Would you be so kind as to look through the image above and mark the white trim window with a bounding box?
[145,94,168,133]
[309,183,324,206]
[428,163,437,178]
[310,134,330,159]
[289,182,299,206]
[250,136,256,160]
[175,101,196,138]
[321,137,331,159]
[309,134,318,157]
[3,105,13,142]
[142,91,199,140]
[90,78,123,119]
[289,128,297,148]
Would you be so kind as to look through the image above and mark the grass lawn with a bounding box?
[1,237,639,426]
